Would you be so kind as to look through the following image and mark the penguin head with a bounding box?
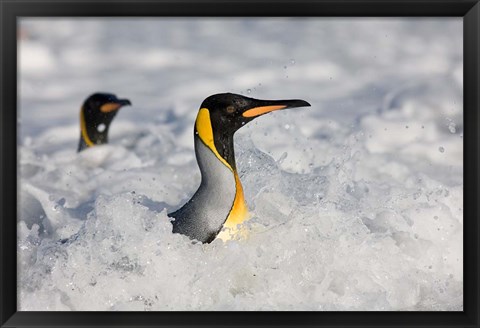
[78,92,131,151]
[198,93,311,136]
[195,93,310,169]
[82,92,131,127]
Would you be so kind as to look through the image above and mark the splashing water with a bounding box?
[18,18,462,311]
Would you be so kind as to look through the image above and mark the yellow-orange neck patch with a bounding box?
[80,108,94,147]
[195,108,232,170]
[217,172,250,241]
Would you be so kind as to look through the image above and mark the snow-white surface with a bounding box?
[18,18,463,311]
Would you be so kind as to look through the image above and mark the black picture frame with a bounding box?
[1,0,478,327]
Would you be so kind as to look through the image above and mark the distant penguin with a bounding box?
[78,93,131,152]
[168,93,310,243]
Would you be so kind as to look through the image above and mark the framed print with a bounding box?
[1,0,479,327]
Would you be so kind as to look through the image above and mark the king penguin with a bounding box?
[168,93,310,243]
[78,93,131,152]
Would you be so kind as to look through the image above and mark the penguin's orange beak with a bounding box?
[100,99,131,113]
[242,105,287,118]
[242,99,310,118]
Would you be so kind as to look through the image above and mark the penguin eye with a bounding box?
[226,105,236,114]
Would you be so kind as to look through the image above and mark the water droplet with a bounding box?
[284,124,290,130]
[246,89,251,94]
[439,146,445,153]
[433,216,439,220]
[283,65,287,69]
[290,59,295,65]
[405,125,409,129]
[448,122,456,133]
[277,152,288,164]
